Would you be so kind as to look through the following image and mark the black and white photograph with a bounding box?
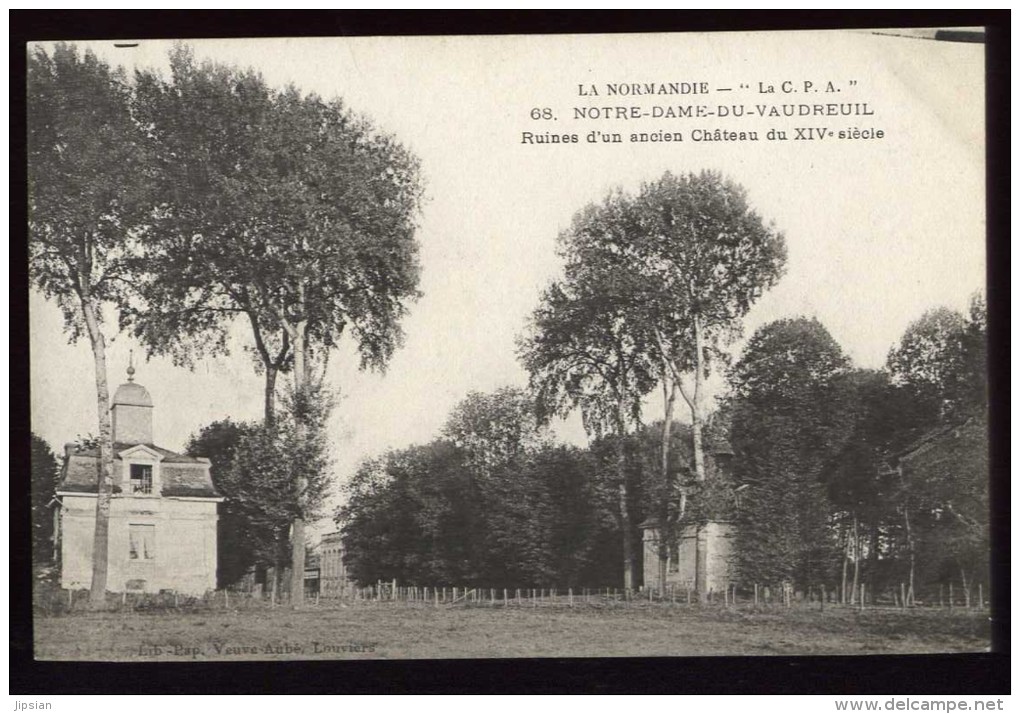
[24,25,995,670]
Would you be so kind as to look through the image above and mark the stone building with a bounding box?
[53,364,222,594]
[640,437,738,595]
[316,530,353,595]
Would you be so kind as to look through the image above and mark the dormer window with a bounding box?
[130,464,153,495]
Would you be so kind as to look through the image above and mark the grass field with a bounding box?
[34,601,991,660]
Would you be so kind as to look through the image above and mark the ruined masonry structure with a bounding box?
[639,440,738,594]
[54,363,222,594]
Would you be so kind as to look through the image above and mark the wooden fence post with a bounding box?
[978,583,983,609]
[949,582,954,610]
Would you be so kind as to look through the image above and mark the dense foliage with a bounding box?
[726,302,988,599]
[339,389,623,588]
[31,434,61,567]
[728,318,854,587]
[186,385,335,589]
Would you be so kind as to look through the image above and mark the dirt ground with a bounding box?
[33,601,991,661]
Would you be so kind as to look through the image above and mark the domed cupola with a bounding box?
[111,353,153,444]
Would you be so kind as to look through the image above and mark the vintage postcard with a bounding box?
[27,28,990,663]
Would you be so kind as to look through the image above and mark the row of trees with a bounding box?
[339,389,621,587]
[731,298,988,601]
[336,301,987,597]
[335,167,987,599]
[28,43,424,604]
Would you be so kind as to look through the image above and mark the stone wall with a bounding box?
[642,521,736,592]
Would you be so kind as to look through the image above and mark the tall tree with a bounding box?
[28,44,146,604]
[728,317,854,590]
[519,273,657,589]
[566,171,786,484]
[31,433,61,568]
[528,172,786,592]
[129,46,425,605]
[887,294,987,424]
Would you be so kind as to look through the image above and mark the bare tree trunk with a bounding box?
[619,480,635,591]
[960,565,971,609]
[264,365,277,426]
[82,296,114,606]
[272,548,281,602]
[840,520,849,605]
[903,506,915,605]
[287,316,309,607]
[606,397,634,590]
[657,377,677,594]
[291,518,305,605]
[690,314,706,482]
[691,316,709,594]
[869,523,880,587]
[851,513,860,605]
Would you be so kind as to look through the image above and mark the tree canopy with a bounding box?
[28,43,145,341]
[887,294,987,424]
[127,45,425,420]
[728,317,854,587]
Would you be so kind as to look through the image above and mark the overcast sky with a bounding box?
[29,31,985,526]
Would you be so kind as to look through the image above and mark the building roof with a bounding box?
[72,442,205,463]
[112,381,153,408]
[884,416,983,468]
[58,444,220,498]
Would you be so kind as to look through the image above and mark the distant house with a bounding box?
[317,531,353,595]
[639,436,738,595]
[53,364,222,594]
